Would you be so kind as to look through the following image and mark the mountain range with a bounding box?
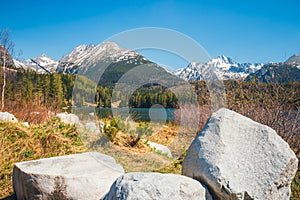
[10,42,300,82]
[245,62,300,82]
[175,56,264,80]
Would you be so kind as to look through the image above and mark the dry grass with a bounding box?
[4,101,55,124]
[95,144,171,173]
[291,170,300,200]
[0,118,87,199]
[148,125,178,146]
[88,121,182,173]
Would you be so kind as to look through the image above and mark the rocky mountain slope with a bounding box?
[245,55,300,82]
[285,54,300,67]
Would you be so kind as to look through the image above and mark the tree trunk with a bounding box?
[1,54,6,111]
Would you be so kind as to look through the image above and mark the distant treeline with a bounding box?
[0,69,180,110]
[0,69,299,112]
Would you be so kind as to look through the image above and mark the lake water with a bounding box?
[95,108,176,121]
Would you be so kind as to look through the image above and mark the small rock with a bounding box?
[182,108,298,200]
[146,141,172,158]
[56,112,80,125]
[22,122,29,127]
[85,122,100,134]
[89,112,95,116]
[102,172,212,200]
[0,112,18,123]
[13,152,124,200]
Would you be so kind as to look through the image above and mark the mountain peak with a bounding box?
[100,41,120,47]
[74,44,96,51]
[56,41,146,74]
[213,56,235,65]
[39,53,48,57]
[95,41,124,53]
[36,54,56,61]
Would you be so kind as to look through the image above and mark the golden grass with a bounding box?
[89,122,181,173]
[95,144,171,173]
[148,125,178,146]
[0,118,87,199]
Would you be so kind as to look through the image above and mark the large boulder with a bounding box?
[56,112,80,125]
[182,108,298,200]
[0,112,18,123]
[13,152,124,200]
[102,172,212,200]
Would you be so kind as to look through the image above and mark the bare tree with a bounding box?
[0,29,14,111]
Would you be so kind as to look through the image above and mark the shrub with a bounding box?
[129,123,152,147]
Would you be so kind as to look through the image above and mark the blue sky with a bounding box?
[1,0,299,69]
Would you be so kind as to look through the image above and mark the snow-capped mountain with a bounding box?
[12,42,149,74]
[14,54,58,73]
[57,42,149,74]
[177,56,264,81]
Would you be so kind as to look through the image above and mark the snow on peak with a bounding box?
[34,54,58,65]
[98,41,122,50]
[214,55,235,64]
